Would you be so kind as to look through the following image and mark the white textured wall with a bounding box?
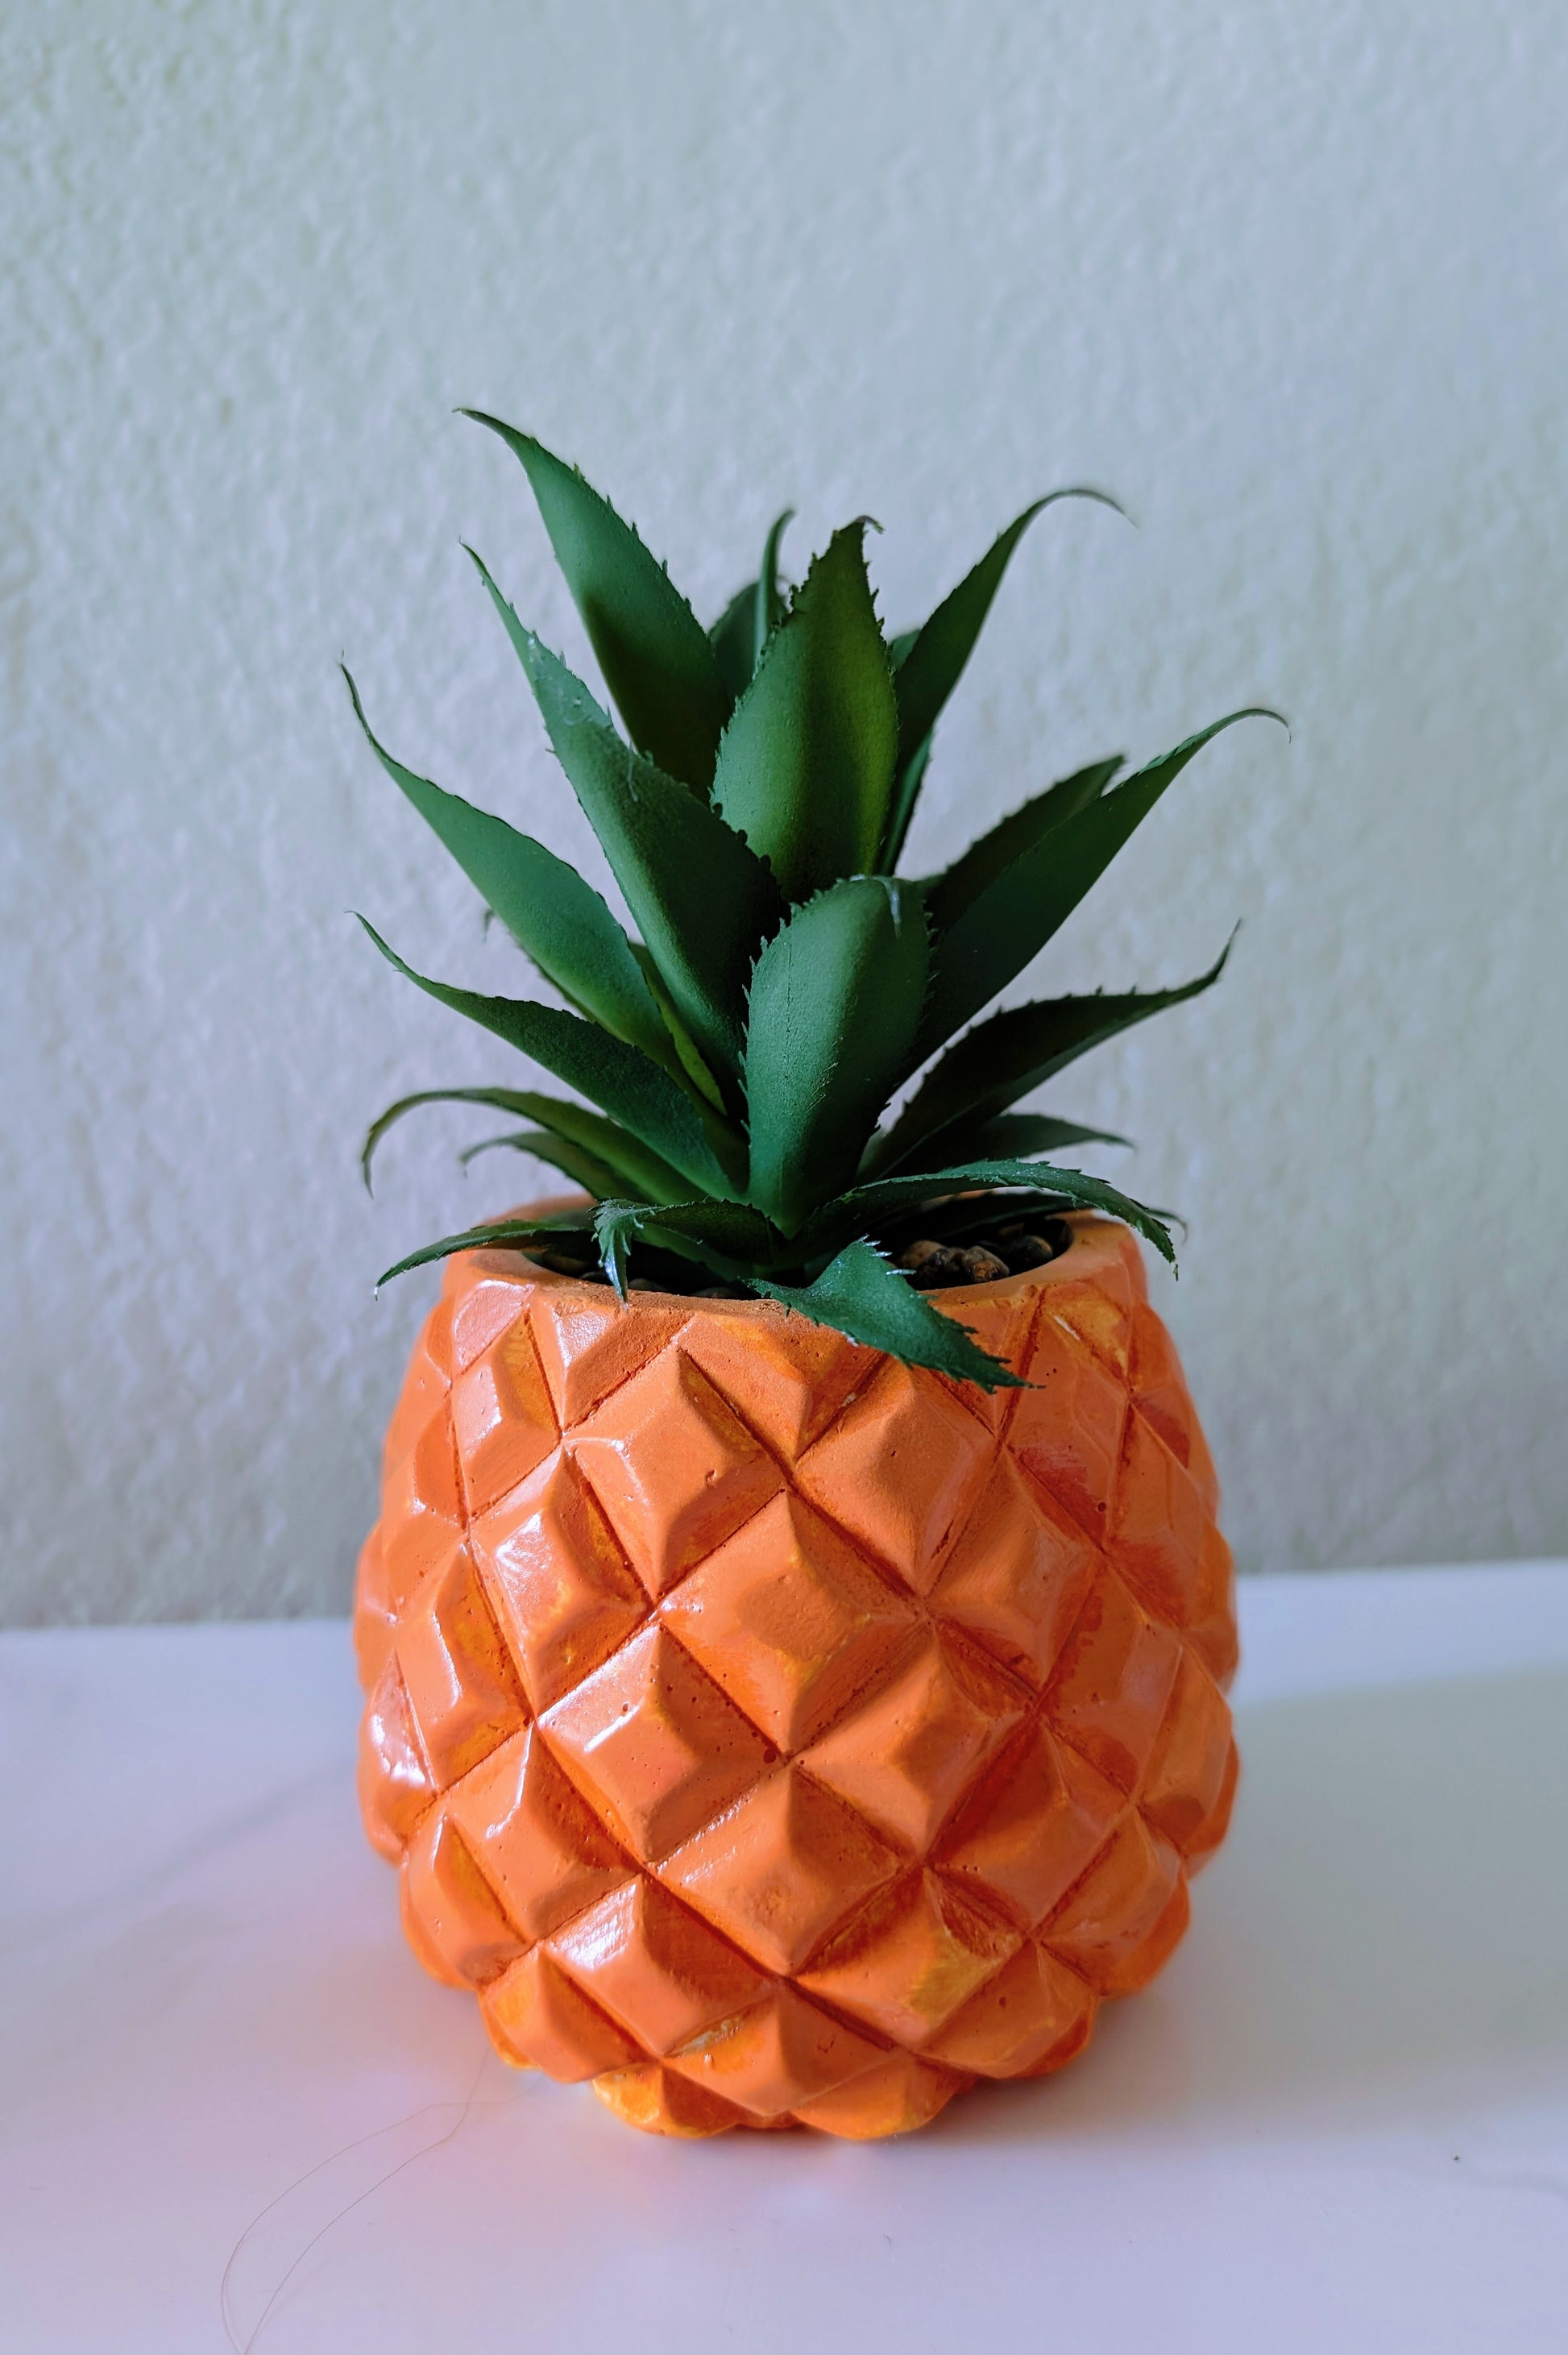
[4,2,1566,1622]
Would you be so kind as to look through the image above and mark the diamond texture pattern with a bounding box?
[471,1452,646,1713]
[660,1763,902,1972]
[661,1492,915,1750]
[800,1630,1025,1850]
[570,1345,783,1597]
[541,1624,774,1861]
[357,1216,1239,2140]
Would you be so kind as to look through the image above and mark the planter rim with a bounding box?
[442,1198,1132,1323]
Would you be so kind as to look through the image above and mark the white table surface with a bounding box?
[4,1562,1568,2355]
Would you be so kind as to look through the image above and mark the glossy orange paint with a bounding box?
[355,1213,1238,2139]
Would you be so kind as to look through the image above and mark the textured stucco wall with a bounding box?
[4,2,1566,1622]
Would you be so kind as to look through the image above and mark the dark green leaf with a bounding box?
[356,920,740,1195]
[753,508,792,655]
[376,1210,594,1289]
[362,1085,689,1201]
[919,711,1282,1050]
[922,756,1124,931]
[803,1157,1176,1268]
[865,1185,1085,1251]
[710,509,798,700]
[879,499,1125,869]
[707,583,758,701]
[637,1197,785,1264]
[747,1239,1022,1392]
[628,945,725,1111]
[462,1128,627,1200]
[592,1194,785,1297]
[744,878,929,1234]
[881,1109,1130,1174]
[877,941,1233,1173]
[461,410,729,791]
[893,490,1127,783]
[468,550,782,1083]
[877,732,933,874]
[711,522,898,901]
[967,1110,1129,1157]
[342,667,673,1069]
[592,1198,640,1297]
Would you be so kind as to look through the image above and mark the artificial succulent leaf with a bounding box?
[877,942,1232,1173]
[865,1185,1085,1250]
[923,755,1124,931]
[919,710,1281,1050]
[362,1086,540,1191]
[628,944,725,1111]
[377,1211,595,1289]
[711,521,898,900]
[495,1089,691,1203]
[884,1109,1130,1174]
[707,582,758,700]
[362,1084,687,1202]
[747,1240,1022,1391]
[805,1157,1176,1267]
[965,1109,1129,1156]
[743,876,930,1236]
[707,513,792,699]
[593,1195,784,1297]
[342,669,673,1069]
[356,920,740,1196]
[753,507,793,654]
[639,1197,786,1264]
[462,410,729,791]
[468,552,782,1084]
[877,731,933,874]
[892,490,1126,781]
[461,1128,630,1202]
[592,1199,639,1296]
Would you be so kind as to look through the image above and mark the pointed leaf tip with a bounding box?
[461,409,730,788]
[474,600,780,1086]
[755,507,794,655]
[352,921,736,1196]
[375,1210,596,1290]
[881,949,1234,1175]
[344,658,678,1072]
[919,708,1274,1048]
[877,486,1127,870]
[712,522,899,899]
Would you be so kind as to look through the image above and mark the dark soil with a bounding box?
[521,1200,1075,1299]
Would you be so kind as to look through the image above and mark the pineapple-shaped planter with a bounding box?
[356,1212,1235,2138]
[347,416,1275,2137]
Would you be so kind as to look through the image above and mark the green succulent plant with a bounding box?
[351,413,1280,1389]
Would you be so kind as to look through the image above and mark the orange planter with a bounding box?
[355,1211,1238,2139]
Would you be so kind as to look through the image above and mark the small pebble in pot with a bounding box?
[899,1240,967,1287]
[900,1240,1008,1286]
[901,1236,1046,1287]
